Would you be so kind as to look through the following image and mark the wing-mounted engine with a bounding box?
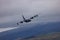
[20,21,23,23]
[30,15,38,19]
[17,21,23,25]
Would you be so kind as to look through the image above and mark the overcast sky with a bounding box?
[0,0,60,24]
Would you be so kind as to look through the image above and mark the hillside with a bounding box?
[16,32,60,40]
[0,22,60,40]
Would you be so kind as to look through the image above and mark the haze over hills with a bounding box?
[0,22,60,40]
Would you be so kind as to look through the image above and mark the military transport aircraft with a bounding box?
[17,15,38,25]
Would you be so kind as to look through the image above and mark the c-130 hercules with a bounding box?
[17,14,38,25]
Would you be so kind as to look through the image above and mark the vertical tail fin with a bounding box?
[22,15,25,20]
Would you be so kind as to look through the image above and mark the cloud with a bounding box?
[0,27,18,32]
[0,0,60,24]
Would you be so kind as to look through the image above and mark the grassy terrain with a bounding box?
[15,32,60,40]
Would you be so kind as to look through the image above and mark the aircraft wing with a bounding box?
[17,21,23,25]
[29,15,38,19]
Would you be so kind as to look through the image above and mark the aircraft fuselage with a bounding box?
[24,19,31,23]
